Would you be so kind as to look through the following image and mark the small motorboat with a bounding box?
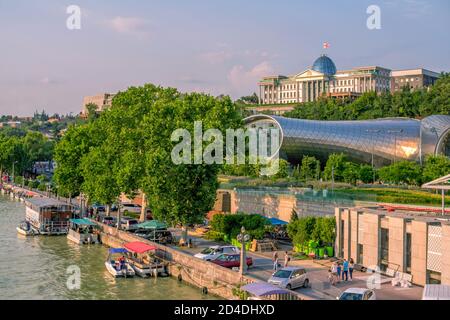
[124,241,166,278]
[67,218,100,244]
[16,221,38,236]
[105,248,135,278]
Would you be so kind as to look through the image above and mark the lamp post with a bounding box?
[237,226,250,276]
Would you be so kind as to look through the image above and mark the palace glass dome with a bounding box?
[312,55,337,75]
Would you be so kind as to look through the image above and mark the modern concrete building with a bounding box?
[335,205,450,286]
[81,93,115,115]
[391,69,441,92]
[244,114,450,166]
[258,55,391,105]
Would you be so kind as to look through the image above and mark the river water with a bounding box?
[0,195,215,300]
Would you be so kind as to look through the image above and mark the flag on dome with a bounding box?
[323,42,330,49]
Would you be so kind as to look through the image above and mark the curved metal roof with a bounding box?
[244,115,450,166]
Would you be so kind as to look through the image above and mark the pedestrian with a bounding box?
[349,258,354,281]
[336,262,342,282]
[342,259,349,281]
[272,251,279,271]
[330,262,338,285]
[284,251,290,267]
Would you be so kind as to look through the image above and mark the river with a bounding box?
[0,195,215,300]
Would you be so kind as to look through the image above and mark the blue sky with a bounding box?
[0,0,449,116]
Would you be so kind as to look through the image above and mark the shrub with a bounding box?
[209,213,269,241]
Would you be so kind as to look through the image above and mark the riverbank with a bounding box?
[0,194,215,300]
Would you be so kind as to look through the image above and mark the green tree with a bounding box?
[323,153,346,182]
[422,155,450,183]
[53,124,96,198]
[287,216,316,246]
[342,162,360,185]
[138,88,242,226]
[300,156,321,181]
[359,164,376,184]
[85,103,99,121]
[378,161,422,185]
[290,209,299,223]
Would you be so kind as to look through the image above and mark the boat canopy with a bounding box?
[109,248,128,254]
[25,197,73,212]
[70,218,97,226]
[124,241,157,254]
[136,220,167,230]
[241,282,291,297]
[267,217,288,226]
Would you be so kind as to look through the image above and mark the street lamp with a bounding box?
[237,226,250,276]
[366,129,381,183]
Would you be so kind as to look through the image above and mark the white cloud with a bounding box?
[200,51,233,64]
[106,16,150,36]
[384,0,432,18]
[227,61,274,95]
[200,45,278,65]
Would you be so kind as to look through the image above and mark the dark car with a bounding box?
[211,253,253,269]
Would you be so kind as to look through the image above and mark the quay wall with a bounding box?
[98,223,307,300]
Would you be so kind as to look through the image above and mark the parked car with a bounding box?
[338,288,376,300]
[268,267,309,290]
[210,253,252,269]
[102,216,117,227]
[120,203,142,214]
[135,229,173,244]
[194,245,240,261]
[92,203,106,213]
[120,217,139,231]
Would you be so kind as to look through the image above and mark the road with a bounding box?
[177,230,423,300]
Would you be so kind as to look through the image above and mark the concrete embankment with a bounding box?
[98,223,308,300]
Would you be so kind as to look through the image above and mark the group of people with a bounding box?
[329,258,354,285]
[272,251,291,270]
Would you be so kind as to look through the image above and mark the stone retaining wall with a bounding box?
[98,223,307,300]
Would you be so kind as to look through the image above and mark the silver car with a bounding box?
[268,267,309,290]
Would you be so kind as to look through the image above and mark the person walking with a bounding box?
[330,262,338,285]
[349,258,354,281]
[336,262,342,283]
[284,251,290,267]
[272,251,279,271]
[342,259,349,281]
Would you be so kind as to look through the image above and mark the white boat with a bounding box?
[105,248,135,278]
[67,218,100,244]
[124,241,166,278]
[16,221,38,236]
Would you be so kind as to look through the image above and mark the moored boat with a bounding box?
[105,248,135,278]
[24,198,74,235]
[67,218,100,244]
[124,241,166,277]
[16,220,38,236]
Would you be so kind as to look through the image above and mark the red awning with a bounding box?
[124,241,157,254]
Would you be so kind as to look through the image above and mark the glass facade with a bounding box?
[245,115,450,166]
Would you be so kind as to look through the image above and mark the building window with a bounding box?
[380,228,389,272]
[405,233,412,274]
[427,270,441,284]
[357,244,364,264]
